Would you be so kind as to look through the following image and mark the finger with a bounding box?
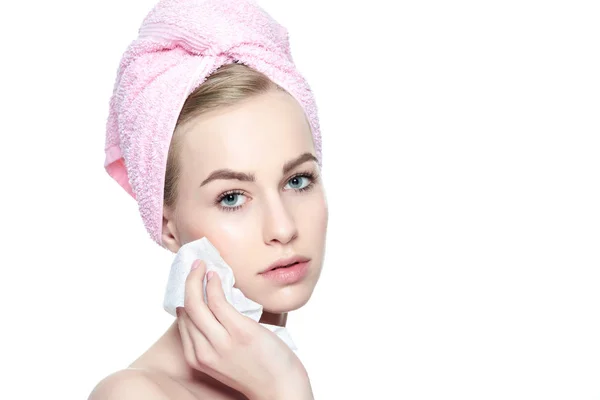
[205,271,244,334]
[178,307,216,369]
[176,307,201,368]
[184,260,228,342]
[180,310,235,387]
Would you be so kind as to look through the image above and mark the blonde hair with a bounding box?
[164,63,285,208]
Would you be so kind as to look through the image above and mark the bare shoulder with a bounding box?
[88,368,170,400]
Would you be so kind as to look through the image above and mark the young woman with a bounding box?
[89,2,328,399]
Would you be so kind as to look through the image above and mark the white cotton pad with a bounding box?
[163,237,296,350]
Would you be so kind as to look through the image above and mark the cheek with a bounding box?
[320,198,329,230]
[210,221,255,263]
[176,188,253,244]
[304,193,329,237]
[178,209,260,275]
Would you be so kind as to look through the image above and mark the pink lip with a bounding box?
[259,261,310,284]
[261,255,311,273]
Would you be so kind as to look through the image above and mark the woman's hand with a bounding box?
[176,260,314,400]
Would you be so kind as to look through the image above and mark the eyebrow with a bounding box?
[199,152,318,187]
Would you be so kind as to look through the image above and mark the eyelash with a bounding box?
[214,170,318,212]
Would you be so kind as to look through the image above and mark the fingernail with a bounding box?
[191,260,201,270]
[207,271,214,280]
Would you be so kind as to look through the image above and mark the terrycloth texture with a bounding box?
[104,0,322,247]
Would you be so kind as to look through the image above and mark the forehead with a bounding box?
[177,90,315,175]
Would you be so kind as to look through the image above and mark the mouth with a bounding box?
[259,259,311,284]
[260,255,311,274]
[270,262,300,270]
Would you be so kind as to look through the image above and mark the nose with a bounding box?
[262,193,298,245]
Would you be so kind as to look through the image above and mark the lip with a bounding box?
[259,260,310,284]
[261,255,311,274]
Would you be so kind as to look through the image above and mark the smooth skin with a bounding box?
[89,90,328,399]
[177,260,313,400]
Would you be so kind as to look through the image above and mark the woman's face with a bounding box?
[162,90,328,313]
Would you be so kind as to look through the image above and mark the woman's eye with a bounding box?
[285,176,310,190]
[220,193,246,208]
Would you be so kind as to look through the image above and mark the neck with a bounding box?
[140,311,288,384]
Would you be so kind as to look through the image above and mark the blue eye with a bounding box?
[218,192,247,210]
[285,175,310,190]
[215,171,318,212]
[285,171,317,192]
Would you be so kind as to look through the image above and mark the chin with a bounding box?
[260,283,316,314]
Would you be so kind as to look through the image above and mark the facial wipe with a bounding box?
[164,237,296,350]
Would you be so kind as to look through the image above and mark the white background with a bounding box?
[1,0,599,399]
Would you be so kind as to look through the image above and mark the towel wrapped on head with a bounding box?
[104,0,322,247]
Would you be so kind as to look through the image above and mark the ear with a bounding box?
[162,205,181,253]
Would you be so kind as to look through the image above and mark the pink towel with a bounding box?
[104,0,322,247]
